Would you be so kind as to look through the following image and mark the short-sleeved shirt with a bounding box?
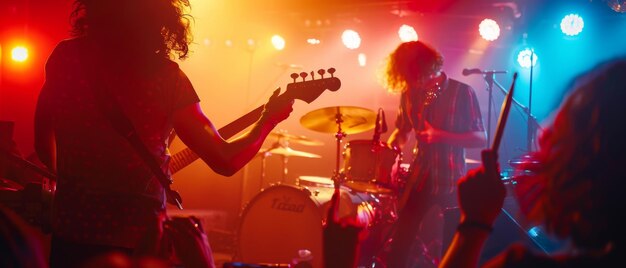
[38,37,200,248]
[395,74,484,194]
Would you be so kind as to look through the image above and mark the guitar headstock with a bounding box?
[284,68,341,103]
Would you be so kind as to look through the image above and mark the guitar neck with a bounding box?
[169,105,264,174]
[168,70,341,175]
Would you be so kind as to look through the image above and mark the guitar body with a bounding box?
[395,76,443,212]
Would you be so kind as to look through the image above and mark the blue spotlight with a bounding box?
[517,48,538,68]
[560,14,584,36]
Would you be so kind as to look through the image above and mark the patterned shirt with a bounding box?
[395,73,484,194]
[38,38,200,248]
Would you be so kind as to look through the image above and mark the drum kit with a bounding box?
[238,105,404,267]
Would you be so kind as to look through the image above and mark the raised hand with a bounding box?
[457,149,506,226]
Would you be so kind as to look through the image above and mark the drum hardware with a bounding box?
[269,129,324,147]
[258,138,322,188]
[508,153,541,171]
[300,106,376,188]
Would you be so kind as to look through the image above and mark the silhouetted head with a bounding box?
[381,41,444,94]
[70,0,192,60]
[528,58,626,251]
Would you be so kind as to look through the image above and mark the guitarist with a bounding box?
[34,1,293,267]
[381,41,486,268]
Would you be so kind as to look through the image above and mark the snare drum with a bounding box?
[343,140,400,190]
[238,184,374,268]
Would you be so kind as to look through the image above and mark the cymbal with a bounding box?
[344,181,393,194]
[508,153,541,170]
[262,146,322,158]
[269,130,324,146]
[0,177,23,191]
[300,106,376,135]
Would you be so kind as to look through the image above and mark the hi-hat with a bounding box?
[261,146,322,158]
[269,130,324,146]
[300,106,376,135]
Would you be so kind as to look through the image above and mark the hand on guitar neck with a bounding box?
[168,68,341,175]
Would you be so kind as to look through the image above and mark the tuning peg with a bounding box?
[328,68,336,78]
[290,73,299,82]
[317,69,326,78]
[310,71,315,80]
[299,72,308,81]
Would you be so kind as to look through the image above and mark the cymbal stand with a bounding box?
[333,107,346,189]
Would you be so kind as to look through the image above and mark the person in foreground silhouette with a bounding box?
[440,58,626,268]
[35,1,293,267]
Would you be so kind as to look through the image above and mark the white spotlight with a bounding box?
[271,35,286,51]
[398,24,418,42]
[479,19,501,41]
[342,29,361,50]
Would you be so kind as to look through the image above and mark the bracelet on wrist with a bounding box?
[457,221,493,233]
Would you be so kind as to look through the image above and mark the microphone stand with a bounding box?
[485,73,495,146]
[490,78,540,153]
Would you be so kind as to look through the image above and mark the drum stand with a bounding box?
[332,107,347,188]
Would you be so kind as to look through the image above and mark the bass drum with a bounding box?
[238,184,374,268]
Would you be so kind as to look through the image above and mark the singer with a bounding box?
[380,41,487,268]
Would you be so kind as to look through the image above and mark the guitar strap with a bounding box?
[86,53,183,210]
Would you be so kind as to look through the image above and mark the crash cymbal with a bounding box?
[300,106,376,135]
[269,130,324,146]
[262,146,322,158]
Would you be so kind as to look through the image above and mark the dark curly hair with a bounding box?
[522,58,626,250]
[380,41,444,94]
[70,0,192,60]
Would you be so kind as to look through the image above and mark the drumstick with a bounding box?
[491,72,517,152]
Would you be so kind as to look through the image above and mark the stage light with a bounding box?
[607,0,626,12]
[307,38,321,45]
[479,19,500,41]
[11,46,28,62]
[341,29,361,50]
[271,35,285,50]
[358,53,367,67]
[225,39,233,48]
[398,24,418,42]
[517,48,538,68]
[560,14,584,36]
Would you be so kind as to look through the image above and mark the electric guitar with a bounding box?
[168,68,341,174]
[396,75,444,211]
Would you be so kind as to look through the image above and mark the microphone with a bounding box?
[276,62,303,69]
[462,68,508,76]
